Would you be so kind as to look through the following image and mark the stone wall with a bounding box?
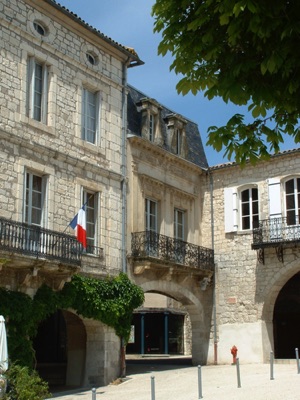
[202,151,300,363]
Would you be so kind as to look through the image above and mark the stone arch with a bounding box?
[260,257,300,360]
[34,309,86,389]
[139,279,210,365]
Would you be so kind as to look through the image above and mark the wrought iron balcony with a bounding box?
[131,231,214,271]
[0,216,82,266]
[252,217,300,249]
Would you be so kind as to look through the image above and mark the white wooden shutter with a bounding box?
[268,178,282,218]
[224,187,238,232]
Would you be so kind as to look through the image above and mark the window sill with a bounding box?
[74,137,106,157]
[19,114,56,136]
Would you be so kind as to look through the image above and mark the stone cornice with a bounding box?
[127,135,206,175]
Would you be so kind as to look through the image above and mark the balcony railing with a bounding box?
[131,231,214,271]
[252,217,300,249]
[0,216,82,266]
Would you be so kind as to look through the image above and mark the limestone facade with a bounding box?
[0,0,142,387]
[204,150,300,364]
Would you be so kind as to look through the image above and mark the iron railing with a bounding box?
[252,217,300,248]
[131,231,214,271]
[0,216,82,266]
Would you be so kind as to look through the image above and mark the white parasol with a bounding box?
[0,316,8,373]
[0,315,8,397]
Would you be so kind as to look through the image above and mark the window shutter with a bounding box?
[27,57,35,118]
[268,178,282,218]
[95,91,101,144]
[81,88,86,140]
[224,187,238,232]
[41,64,48,124]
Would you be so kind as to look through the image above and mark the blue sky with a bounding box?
[57,0,298,166]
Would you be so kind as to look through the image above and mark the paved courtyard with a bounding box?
[50,359,300,400]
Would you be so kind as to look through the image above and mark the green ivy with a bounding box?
[0,273,144,368]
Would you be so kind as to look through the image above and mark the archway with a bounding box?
[273,272,300,358]
[127,279,211,365]
[127,292,189,355]
[33,310,86,389]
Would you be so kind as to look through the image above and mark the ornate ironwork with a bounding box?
[0,216,82,266]
[131,231,214,271]
[252,217,300,249]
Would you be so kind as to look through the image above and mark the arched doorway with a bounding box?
[127,292,189,355]
[273,272,300,358]
[33,310,86,389]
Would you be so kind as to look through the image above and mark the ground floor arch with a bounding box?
[33,310,86,389]
[127,279,213,365]
[273,272,300,358]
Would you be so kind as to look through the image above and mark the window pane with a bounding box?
[286,194,295,210]
[241,189,250,202]
[242,216,250,230]
[252,188,258,201]
[242,202,250,216]
[287,210,296,225]
[285,179,294,194]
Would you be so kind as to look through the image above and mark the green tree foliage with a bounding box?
[152,0,300,164]
[0,273,144,368]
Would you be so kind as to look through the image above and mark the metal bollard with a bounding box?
[296,348,300,374]
[91,387,96,400]
[198,365,203,399]
[270,351,274,380]
[236,358,241,388]
[151,376,155,400]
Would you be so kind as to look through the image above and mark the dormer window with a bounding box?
[164,114,187,158]
[137,98,162,145]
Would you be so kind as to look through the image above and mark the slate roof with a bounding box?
[43,0,144,67]
[127,85,209,170]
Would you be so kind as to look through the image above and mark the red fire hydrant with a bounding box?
[231,345,238,364]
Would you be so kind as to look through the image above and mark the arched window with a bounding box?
[285,177,300,225]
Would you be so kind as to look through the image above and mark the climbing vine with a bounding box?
[0,273,144,368]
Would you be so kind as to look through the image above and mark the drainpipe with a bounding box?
[121,60,129,274]
[208,169,218,364]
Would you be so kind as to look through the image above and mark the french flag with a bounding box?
[70,205,87,249]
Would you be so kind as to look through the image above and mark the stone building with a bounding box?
[0,0,142,388]
[205,149,300,364]
[125,85,215,364]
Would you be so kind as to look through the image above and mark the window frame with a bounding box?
[284,177,300,226]
[27,57,49,124]
[174,208,185,241]
[239,187,259,231]
[23,171,47,227]
[81,88,101,145]
[175,129,182,155]
[82,189,98,252]
[145,198,158,233]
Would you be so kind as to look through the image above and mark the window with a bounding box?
[24,172,46,226]
[174,209,185,241]
[81,88,100,144]
[145,199,157,232]
[224,186,259,232]
[285,178,300,225]
[33,21,46,36]
[149,114,154,142]
[27,58,49,123]
[240,187,259,230]
[175,129,182,155]
[82,190,98,252]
